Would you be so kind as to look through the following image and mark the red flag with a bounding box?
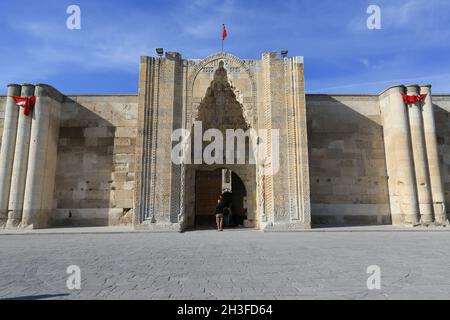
[12,96,36,116]
[401,94,427,104]
[222,24,227,41]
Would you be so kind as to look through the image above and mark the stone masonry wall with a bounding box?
[306,94,390,226]
[1,92,449,228]
[52,94,138,226]
[434,95,450,213]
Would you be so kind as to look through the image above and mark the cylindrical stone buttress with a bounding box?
[380,85,420,225]
[420,85,449,224]
[6,84,35,228]
[21,85,53,228]
[406,85,434,224]
[0,84,21,227]
[41,85,62,223]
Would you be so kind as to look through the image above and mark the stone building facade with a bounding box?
[0,52,449,230]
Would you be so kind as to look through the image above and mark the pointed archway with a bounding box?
[183,60,257,229]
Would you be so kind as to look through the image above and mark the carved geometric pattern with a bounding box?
[189,52,257,104]
[285,58,298,221]
[192,103,200,123]
[139,57,159,223]
[196,61,249,132]
[187,52,257,129]
[147,59,160,222]
[294,59,311,224]
[282,57,311,224]
[261,53,273,223]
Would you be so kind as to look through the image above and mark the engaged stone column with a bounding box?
[22,84,63,229]
[380,85,420,225]
[406,85,434,224]
[6,84,35,228]
[420,85,449,224]
[0,84,21,227]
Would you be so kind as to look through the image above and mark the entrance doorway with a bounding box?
[194,168,248,228]
[194,170,222,227]
[230,171,247,226]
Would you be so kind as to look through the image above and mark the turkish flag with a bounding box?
[222,24,227,41]
[401,94,427,104]
[12,96,36,116]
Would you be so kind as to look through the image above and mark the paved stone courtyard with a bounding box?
[1,229,450,300]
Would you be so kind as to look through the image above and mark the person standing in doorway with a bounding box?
[215,195,224,231]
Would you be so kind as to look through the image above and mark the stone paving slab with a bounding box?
[0,230,450,299]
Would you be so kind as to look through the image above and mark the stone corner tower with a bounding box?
[379,84,448,226]
[0,83,63,229]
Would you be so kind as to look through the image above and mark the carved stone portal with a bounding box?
[135,52,311,231]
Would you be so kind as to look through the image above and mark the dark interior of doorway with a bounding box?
[194,169,247,229]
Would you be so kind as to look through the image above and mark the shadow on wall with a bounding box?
[306,95,391,227]
[433,103,450,213]
[50,97,128,227]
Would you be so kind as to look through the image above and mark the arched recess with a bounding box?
[180,52,260,230]
[187,52,257,129]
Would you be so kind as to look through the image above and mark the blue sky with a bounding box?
[0,0,449,94]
